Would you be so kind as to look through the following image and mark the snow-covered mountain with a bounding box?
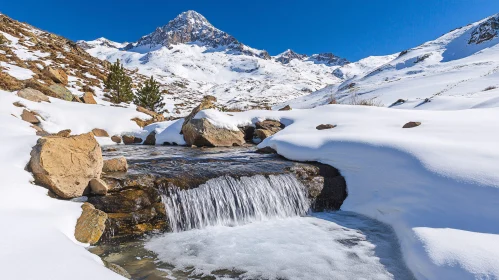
[79,10,348,115]
[283,13,499,110]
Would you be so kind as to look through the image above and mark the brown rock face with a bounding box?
[88,188,158,213]
[403,121,421,128]
[316,124,336,130]
[17,88,50,103]
[255,120,285,132]
[44,67,68,84]
[111,135,122,144]
[144,131,156,145]
[82,92,97,104]
[180,95,217,135]
[89,178,108,195]
[103,156,128,173]
[21,109,40,124]
[255,128,274,140]
[29,133,103,198]
[74,203,107,245]
[254,120,285,140]
[183,118,245,147]
[92,128,109,137]
[122,135,142,145]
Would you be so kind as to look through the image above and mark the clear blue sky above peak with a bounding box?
[2,0,498,61]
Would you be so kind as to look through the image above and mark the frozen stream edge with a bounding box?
[144,211,415,280]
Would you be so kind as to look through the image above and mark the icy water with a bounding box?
[93,146,415,280]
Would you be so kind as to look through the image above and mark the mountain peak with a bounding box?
[168,10,214,30]
[125,10,270,59]
[127,10,236,50]
[275,49,308,64]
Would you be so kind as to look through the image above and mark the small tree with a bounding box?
[134,76,165,113]
[104,59,134,103]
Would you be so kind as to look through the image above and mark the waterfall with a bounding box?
[162,174,310,232]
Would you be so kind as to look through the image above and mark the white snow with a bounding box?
[0,61,34,80]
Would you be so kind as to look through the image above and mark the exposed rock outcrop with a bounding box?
[29,133,103,198]
[44,67,68,85]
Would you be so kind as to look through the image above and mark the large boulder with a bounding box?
[29,133,103,198]
[44,67,68,85]
[183,118,245,147]
[74,203,107,245]
[48,84,73,101]
[180,95,217,135]
[17,88,50,103]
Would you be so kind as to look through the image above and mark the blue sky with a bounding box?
[2,0,498,61]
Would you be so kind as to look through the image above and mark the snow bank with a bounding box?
[9,94,147,136]
[0,91,127,279]
[152,104,499,279]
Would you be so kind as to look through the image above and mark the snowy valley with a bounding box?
[0,8,499,280]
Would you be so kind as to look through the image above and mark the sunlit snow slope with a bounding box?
[283,13,499,110]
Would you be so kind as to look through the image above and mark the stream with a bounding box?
[91,146,415,280]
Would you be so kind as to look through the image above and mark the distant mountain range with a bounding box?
[77,10,353,114]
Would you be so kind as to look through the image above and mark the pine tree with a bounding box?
[134,76,165,113]
[104,59,134,104]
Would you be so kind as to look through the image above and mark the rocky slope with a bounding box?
[0,13,152,106]
[79,10,349,116]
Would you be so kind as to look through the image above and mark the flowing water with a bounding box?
[92,146,415,280]
[164,174,310,232]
